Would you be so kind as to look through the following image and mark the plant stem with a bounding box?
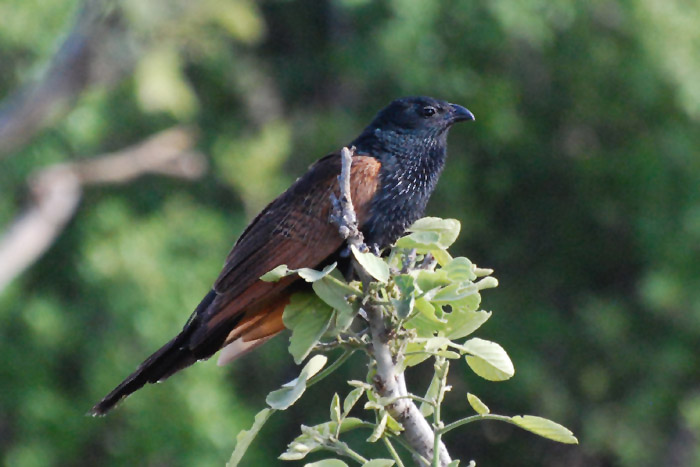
[386,433,431,466]
[307,349,355,389]
[330,439,368,464]
[383,437,406,467]
[439,414,513,436]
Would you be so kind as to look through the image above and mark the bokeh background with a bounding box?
[1,0,699,465]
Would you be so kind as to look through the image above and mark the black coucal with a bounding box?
[91,96,474,415]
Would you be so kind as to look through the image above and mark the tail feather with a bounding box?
[90,333,196,416]
[90,290,225,416]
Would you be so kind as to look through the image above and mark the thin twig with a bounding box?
[382,437,406,467]
[306,350,355,388]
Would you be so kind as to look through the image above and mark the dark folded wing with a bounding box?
[195,153,381,334]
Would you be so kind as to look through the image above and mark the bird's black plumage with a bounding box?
[353,97,474,247]
[91,96,473,416]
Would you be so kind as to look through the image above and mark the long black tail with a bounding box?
[90,290,221,416]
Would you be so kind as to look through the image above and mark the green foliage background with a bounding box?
[1,0,699,465]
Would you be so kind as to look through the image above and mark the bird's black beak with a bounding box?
[449,104,475,122]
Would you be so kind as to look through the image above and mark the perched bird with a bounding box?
[91,96,474,415]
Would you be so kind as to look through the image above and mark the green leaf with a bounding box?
[227,408,273,467]
[363,459,396,466]
[424,336,451,352]
[414,296,446,324]
[420,374,439,417]
[431,283,477,304]
[283,293,335,364]
[343,387,365,415]
[403,297,445,342]
[280,418,366,460]
[462,338,515,381]
[467,393,490,415]
[312,276,355,314]
[304,459,349,467]
[391,295,415,320]
[266,355,328,409]
[385,413,404,433]
[402,341,432,368]
[351,245,390,283]
[475,276,499,290]
[297,263,337,282]
[261,263,338,283]
[330,393,341,425]
[510,415,579,444]
[431,248,453,266]
[444,309,491,340]
[364,400,384,411]
[393,274,416,319]
[446,461,461,467]
[260,264,291,282]
[348,380,373,390]
[474,267,494,277]
[394,274,415,294]
[395,230,441,249]
[368,411,388,442]
[413,269,451,294]
[442,257,476,281]
[409,217,461,248]
[437,350,461,359]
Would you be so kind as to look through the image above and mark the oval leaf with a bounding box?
[260,264,291,282]
[395,230,441,249]
[312,276,354,314]
[511,415,579,444]
[442,257,476,281]
[409,217,461,248]
[463,338,515,381]
[368,411,388,442]
[297,263,337,282]
[283,293,335,364]
[266,355,328,410]
[467,393,490,415]
[343,387,365,415]
[444,309,491,340]
[351,245,389,283]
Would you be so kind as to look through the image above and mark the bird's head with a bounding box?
[370,96,474,135]
[353,96,474,153]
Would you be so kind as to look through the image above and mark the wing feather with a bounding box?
[190,153,381,347]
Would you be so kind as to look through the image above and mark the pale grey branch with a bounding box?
[328,144,452,466]
[0,127,205,292]
[330,146,366,251]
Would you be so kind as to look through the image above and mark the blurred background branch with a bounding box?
[0,0,136,157]
[0,127,205,292]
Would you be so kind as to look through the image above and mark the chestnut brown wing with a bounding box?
[189,153,382,343]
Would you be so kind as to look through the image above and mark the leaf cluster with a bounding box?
[229,218,577,467]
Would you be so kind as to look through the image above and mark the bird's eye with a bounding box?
[421,106,437,118]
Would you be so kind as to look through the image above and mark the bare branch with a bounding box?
[328,145,452,466]
[367,304,452,467]
[0,126,206,292]
[330,146,366,251]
